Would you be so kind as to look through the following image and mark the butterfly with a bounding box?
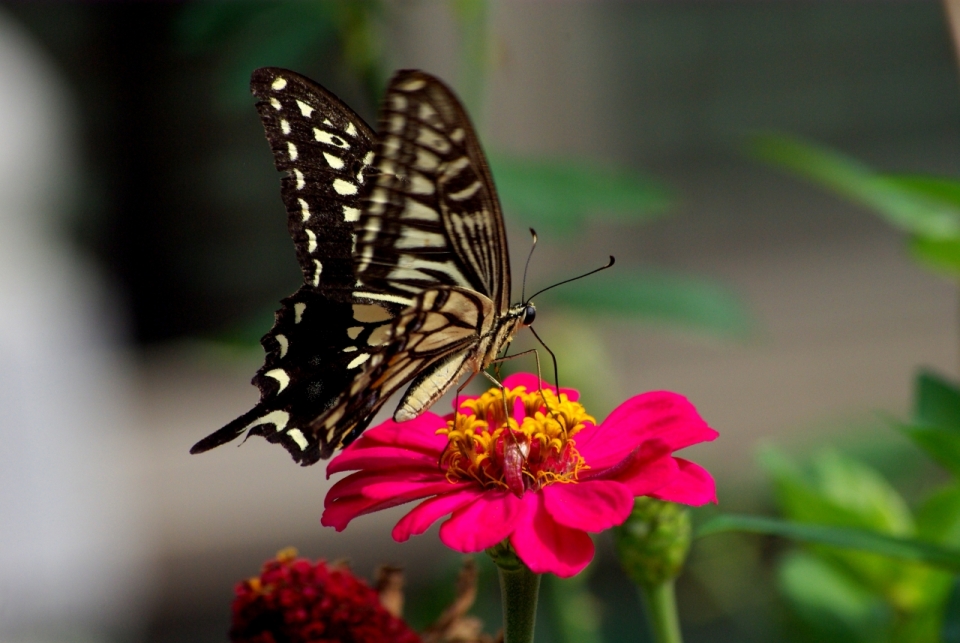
[190,68,540,465]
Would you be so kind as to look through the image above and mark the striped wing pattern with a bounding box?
[355,71,512,314]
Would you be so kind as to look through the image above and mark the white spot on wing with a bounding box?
[296,100,314,118]
[342,346,358,353]
[271,76,287,90]
[305,229,317,253]
[275,334,289,358]
[314,129,350,149]
[280,119,291,134]
[270,98,281,110]
[287,142,298,160]
[299,198,311,222]
[333,179,357,195]
[323,152,344,169]
[343,206,360,222]
[347,326,363,339]
[345,122,358,137]
[363,151,374,165]
[265,369,290,393]
[244,410,289,433]
[287,428,309,450]
[293,169,305,190]
[294,302,306,323]
[347,353,371,369]
[399,78,426,91]
[312,259,322,286]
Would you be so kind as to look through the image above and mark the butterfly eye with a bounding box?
[522,304,536,326]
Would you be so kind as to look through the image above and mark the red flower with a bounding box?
[322,374,718,577]
[230,548,421,643]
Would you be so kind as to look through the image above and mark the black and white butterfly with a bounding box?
[190,68,540,465]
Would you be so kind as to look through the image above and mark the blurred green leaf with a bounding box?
[917,485,960,546]
[777,551,889,643]
[543,269,751,336]
[696,515,960,573]
[914,370,960,428]
[759,446,914,535]
[751,134,960,240]
[489,155,673,234]
[897,371,960,476]
[897,423,960,479]
[909,236,960,275]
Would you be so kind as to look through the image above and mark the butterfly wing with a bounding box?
[191,68,400,465]
[306,71,517,449]
[355,70,512,314]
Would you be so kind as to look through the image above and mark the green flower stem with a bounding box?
[497,562,541,643]
[639,579,683,643]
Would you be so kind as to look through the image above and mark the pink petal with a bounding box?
[501,373,579,402]
[650,458,717,506]
[326,445,441,475]
[324,467,445,506]
[510,493,594,578]
[605,443,681,496]
[439,490,524,552]
[542,480,634,532]
[322,491,439,531]
[325,469,451,507]
[350,412,448,453]
[392,489,480,542]
[321,495,378,531]
[577,392,718,464]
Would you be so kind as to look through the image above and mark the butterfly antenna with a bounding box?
[527,256,615,302]
[521,228,538,303]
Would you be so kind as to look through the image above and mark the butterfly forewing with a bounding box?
[355,71,511,314]
[192,69,401,464]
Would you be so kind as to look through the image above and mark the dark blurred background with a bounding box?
[1,2,959,642]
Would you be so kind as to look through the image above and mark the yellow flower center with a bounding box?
[438,384,594,495]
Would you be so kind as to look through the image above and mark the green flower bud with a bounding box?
[614,498,692,588]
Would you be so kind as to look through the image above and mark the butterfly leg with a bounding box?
[487,348,564,434]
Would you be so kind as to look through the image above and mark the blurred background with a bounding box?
[2,2,960,642]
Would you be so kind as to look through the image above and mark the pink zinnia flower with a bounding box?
[322,374,718,577]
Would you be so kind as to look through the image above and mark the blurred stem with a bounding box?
[639,580,683,643]
[497,563,541,643]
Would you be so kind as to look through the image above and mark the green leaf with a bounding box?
[917,485,960,546]
[543,269,752,336]
[489,155,673,234]
[758,446,914,535]
[914,370,960,428]
[751,134,960,239]
[896,371,960,476]
[909,235,960,275]
[696,514,960,573]
[777,551,889,643]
